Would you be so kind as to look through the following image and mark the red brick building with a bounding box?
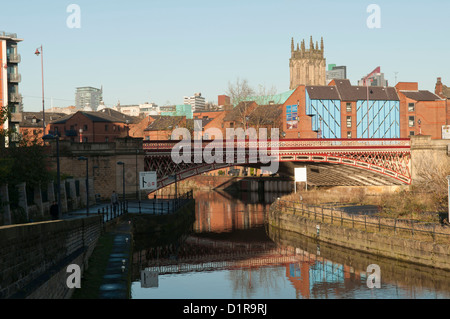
[48,111,131,143]
[396,82,447,139]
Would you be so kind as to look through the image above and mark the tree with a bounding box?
[0,106,52,188]
[226,77,255,106]
[226,77,278,106]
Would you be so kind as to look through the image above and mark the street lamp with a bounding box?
[35,46,45,135]
[78,156,89,215]
[43,134,61,218]
[117,161,125,202]
[418,119,422,135]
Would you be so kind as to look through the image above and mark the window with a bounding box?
[347,131,352,138]
[346,103,352,112]
[83,124,88,131]
[408,103,415,112]
[409,131,415,136]
[346,116,352,128]
[229,122,234,128]
[105,125,108,131]
[105,137,109,142]
[409,116,415,127]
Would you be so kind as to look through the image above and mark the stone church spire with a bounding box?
[289,35,326,89]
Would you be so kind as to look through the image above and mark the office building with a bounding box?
[184,92,206,112]
[358,67,388,87]
[75,86,103,111]
[326,64,347,84]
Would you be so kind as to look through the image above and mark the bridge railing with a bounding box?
[273,199,450,244]
[143,138,411,151]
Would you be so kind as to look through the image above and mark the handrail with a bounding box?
[273,199,450,243]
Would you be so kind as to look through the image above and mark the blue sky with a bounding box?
[2,0,449,112]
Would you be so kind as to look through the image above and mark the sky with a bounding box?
[1,0,450,112]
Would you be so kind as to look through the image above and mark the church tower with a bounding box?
[289,36,326,89]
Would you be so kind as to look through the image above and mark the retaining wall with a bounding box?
[0,216,102,299]
[267,208,450,271]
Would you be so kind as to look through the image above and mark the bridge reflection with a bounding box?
[131,190,450,298]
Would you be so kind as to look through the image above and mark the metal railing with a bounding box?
[96,190,194,222]
[97,200,128,224]
[126,190,194,215]
[273,199,450,243]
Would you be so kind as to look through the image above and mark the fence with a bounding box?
[96,190,194,222]
[274,199,450,244]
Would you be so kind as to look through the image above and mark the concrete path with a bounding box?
[97,219,132,299]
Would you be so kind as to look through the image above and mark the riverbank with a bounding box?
[267,199,450,271]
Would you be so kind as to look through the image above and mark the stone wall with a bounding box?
[267,208,450,271]
[0,179,94,226]
[46,137,145,201]
[0,216,102,299]
[410,135,450,183]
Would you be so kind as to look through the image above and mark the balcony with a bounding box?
[9,93,22,103]
[7,54,21,63]
[10,112,22,123]
[8,73,21,83]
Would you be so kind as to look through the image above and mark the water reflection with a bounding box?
[131,189,450,299]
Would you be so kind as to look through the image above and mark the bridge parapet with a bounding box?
[143,138,411,152]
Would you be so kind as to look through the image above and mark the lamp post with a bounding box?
[78,156,89,215]
[418,119,422,135]
[43,134,61,218]
[35,46,45,135]
[117,161,125,202]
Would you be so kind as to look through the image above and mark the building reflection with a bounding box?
[192,190,279,233]
[132,190,450,299]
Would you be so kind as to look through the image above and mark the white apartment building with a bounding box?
[184,92,206,112]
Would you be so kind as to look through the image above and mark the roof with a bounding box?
[332,79,399,101]
[306,86,340,100]
[242,90,294,106]
[400,90,443,101]
[50,111,129,124]
[20,112,66,127]
[144,116,185,131]
[99,108,142,123]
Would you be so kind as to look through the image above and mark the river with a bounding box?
[130,189,450,299]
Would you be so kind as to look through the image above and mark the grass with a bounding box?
[71,231,115,299]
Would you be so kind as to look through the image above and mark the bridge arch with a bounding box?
[143,138,411,191]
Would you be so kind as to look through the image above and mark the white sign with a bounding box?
[442,125,450,139]
[139,171,157,190]
[295,167,307,182]
[141,270,158,288]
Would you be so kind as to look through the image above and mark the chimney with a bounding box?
[435,77,444,98]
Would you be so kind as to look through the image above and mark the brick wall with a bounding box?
[0,216,102,299]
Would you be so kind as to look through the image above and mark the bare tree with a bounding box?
[226,77,255,106]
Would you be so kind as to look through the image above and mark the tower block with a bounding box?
[289,36,326,89]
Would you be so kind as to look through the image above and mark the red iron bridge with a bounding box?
[143,138,411,190]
